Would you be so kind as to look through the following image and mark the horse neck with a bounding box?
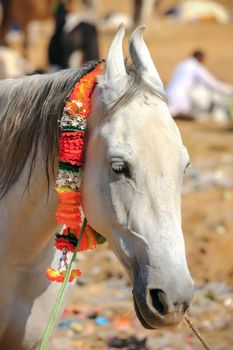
[1,153,59,266]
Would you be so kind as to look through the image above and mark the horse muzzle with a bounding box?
[132,283,194,329]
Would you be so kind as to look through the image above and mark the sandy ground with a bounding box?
[24,2,233,349]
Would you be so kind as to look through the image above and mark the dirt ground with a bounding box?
[30,2,233,349]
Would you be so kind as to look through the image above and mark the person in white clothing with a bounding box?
[166,50,233,120]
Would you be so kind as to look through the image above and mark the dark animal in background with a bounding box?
[48,2,99,70]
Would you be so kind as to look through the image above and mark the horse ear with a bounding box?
[104,23,128,84]
[129,25,164,91]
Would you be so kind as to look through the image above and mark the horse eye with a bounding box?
[111,160,129,176]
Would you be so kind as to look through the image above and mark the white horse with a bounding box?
[0,25,194,350]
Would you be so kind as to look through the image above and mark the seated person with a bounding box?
[166,50,233,119]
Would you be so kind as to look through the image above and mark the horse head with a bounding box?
[82,25,194,329]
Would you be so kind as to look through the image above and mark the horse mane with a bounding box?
[0,59,166,199]
[0,61,98,198]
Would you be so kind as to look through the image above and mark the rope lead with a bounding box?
[185,314,211,350]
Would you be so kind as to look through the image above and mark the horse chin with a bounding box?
[133,298,155,329]
[133,297,184,329]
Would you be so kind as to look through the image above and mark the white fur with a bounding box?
[0,26,194,349]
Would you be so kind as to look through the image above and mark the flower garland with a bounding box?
[46,63,106,283]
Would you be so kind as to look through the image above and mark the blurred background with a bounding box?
[1,1,233,349]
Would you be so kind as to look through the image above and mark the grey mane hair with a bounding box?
[0,61,98,198]
[0,60,166,198]
[99,64,167,118]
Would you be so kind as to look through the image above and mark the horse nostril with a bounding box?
[149,289,169,316]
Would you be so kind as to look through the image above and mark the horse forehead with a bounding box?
[102,96,182,152]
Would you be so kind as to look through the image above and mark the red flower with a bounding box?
[59,132,85,166]
[55,237,76,252]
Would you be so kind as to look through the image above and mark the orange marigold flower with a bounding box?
[46,267,81,283]
[69,269,82,281]
[46,267,64,282]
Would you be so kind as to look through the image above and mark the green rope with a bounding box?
[39,218,87,350]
